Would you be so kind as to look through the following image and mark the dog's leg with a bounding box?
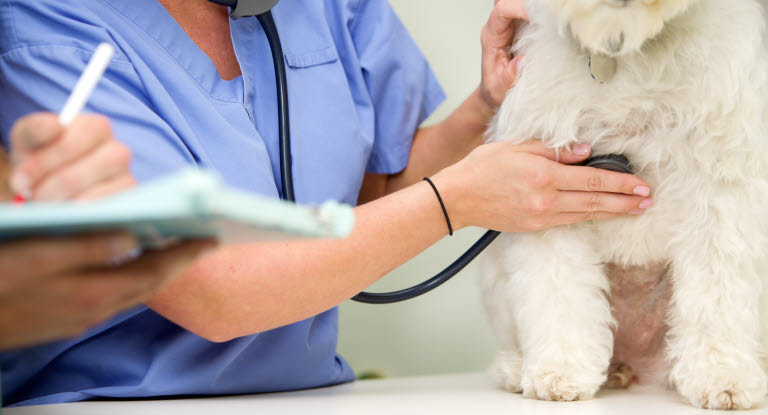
[761,285,768,380]
[499,227,613,401]
[480,235,523,392]
[667,191,768,410]
[489,349,523,393]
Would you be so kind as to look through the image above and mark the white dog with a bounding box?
[481,0,768,409]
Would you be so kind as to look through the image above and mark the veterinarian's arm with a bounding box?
[144,0,653,342]
[370,0,528,199]
[147,139,652,342]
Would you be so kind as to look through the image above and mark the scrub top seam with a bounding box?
[0,44,132,65]
[102,0,244,105]
[2,3,131,63]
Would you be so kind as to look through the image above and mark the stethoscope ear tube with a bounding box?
[257,11,295,202]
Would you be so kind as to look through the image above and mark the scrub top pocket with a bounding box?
[278,44,373,205]
[284,47,339,69]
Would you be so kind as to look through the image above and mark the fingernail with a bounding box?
[111,248,143,267]
[109,234,140,265]
[573,143,591,155]
[639,199,654,209]
[10,173,31,198]
[634,186,650,197]
[515,56,525,74]
[630,209,645,215]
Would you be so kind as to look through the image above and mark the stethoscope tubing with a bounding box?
[254,5,633,304]
[255,9,490,303]
[258,11,295,202]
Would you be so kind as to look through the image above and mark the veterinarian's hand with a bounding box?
[435,141,653,232]
[0,234,217,350]
[479,0,528,109]
[9,112,136,201]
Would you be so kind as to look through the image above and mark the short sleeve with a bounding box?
[0,3,196,183]
[0,48,195,183]
[349,0,446,175]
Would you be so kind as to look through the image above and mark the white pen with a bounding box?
[58,42,115,126]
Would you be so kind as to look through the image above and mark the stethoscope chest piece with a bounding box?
[583,154,633,175]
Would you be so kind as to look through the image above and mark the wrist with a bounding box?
[463,87,498,136]
[431,165,471,231]
[474,85,498,116]
[477,83,498,112]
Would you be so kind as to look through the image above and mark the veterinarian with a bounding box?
[0,0,653,407]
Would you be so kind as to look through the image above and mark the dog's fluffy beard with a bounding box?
[481,0,768,410]
[543,0,698,56]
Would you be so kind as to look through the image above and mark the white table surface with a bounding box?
[6,372,768,415]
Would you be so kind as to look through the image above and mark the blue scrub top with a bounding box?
[0,0,444,407]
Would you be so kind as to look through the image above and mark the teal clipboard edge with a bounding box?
[0,169,355,248]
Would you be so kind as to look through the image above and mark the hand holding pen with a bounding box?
[9,43,136,202]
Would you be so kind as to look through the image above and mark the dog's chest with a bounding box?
[543,90,692,264]
[509,44,706,264]
[589,134,685,265]
[494,6,768,265]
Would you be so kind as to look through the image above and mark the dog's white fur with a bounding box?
[481,0,768,409]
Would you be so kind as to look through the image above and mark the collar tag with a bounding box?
[589,54,617,83]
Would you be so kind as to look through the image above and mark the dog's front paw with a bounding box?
[490,350,522,393]
[672,355,767,410]
[521,363,605,401]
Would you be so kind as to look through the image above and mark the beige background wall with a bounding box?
[337,0,499,378]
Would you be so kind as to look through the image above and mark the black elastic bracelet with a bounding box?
[423,177,453,236]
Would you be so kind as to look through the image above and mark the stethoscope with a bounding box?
[208,0,633,304]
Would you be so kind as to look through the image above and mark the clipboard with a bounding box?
[0,169,355,248]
